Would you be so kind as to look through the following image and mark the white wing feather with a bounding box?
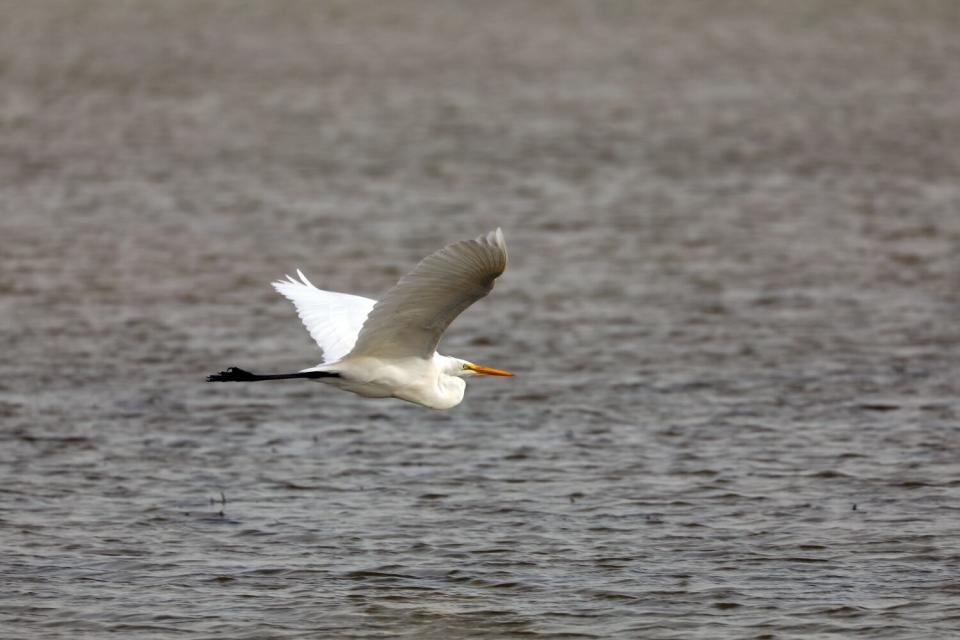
[272,270,376,364]
[347,228,508,359]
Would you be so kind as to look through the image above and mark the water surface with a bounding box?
[2,2,959,637]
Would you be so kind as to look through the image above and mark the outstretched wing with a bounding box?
[347,228,508,360]
[272,270,376,364]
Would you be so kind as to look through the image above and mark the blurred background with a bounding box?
[2,1,959,637]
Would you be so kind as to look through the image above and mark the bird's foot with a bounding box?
[207,366,257,382]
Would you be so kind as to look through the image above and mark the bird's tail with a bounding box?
[207,367,340,382]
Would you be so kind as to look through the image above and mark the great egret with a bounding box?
[207,228,513,409]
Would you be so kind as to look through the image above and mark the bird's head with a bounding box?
[450,358,514,379]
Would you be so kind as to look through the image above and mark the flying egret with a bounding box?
[207,228,513,409]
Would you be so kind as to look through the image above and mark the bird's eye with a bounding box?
[462,363,469,370]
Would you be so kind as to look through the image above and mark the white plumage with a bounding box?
[272,270,375,364]
[208,229,513,409]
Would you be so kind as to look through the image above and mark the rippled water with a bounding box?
[2,2,960,637]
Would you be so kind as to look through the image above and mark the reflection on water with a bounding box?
[2,2,959,637]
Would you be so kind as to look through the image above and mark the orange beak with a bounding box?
[465,363,514,377]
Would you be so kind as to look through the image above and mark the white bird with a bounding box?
[208,228,513,409]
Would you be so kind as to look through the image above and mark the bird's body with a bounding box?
[208,229,513,409]
[312,354,468,410]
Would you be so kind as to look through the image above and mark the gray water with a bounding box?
[2,2,960,637]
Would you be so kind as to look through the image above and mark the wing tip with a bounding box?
[478,227,506,251]
[488,227,507,266]
[296,269,315,287]
[272,269,318,292]
[272,274,295,291]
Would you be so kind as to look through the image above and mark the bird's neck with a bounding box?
[434,374,466,409]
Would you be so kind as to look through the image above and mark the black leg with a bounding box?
[207,367,340,382]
